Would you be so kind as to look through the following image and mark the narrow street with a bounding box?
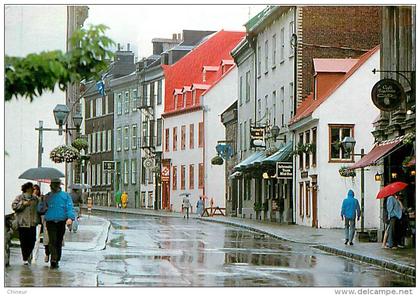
[5,214,415,287]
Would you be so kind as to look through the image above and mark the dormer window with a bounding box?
[203,70,206,82]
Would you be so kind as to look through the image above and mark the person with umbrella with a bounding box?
[11,182,40,265]
[38,178,75,269]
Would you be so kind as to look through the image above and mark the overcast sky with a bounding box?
[85,5,266,60]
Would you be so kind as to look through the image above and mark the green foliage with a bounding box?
[71,137,89,151]
[339,166,356,178]
[5,24,115,101]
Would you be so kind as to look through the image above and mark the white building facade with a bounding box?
[289,49,381,229]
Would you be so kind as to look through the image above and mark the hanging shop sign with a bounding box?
[276,162,293,179]
[371,78,406,111]
[161,163,170,182]
[102,161,115,171]
[250,125,266,148]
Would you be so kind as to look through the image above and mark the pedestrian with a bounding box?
[386,193,403,249]
[37,178,75,269]
[34,185,50,263]
[115,191,122,208]
[70,188,82,233]
[340,189,361,246]
[182,194,191,219]
[196,196,204,217]
[11,182,40,265]
[121,192,128,208]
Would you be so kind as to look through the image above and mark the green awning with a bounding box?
[234,151,266,171]
[245,151,268,168]
[262,142,293,164]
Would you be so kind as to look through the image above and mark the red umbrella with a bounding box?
[376,181,408,199]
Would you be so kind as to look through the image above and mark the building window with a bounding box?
[245,71,251,102]
[141,158,146,184]
[272,91,277,125]
[181,125,186,150]
[289,21,295,56]
[150,82,156,106]
[280,86,285,127]
[305,181,311,217]
[173,127,178,151]
[181,165,186,190]
[124,91,130,113]
[280,27,285,61]
[104,95,108,115]
[117,93,122,115]
[107,130,112,151]
[92,164,96,186]
[239,123,243,151]
[257,45,261,76]
[132,124,137,149]
[131,159,137,184]
[299,133,304,170]
[102,166,106,185]
[143,84,148,105]
[98,132,102,152]
[272,34,277,66]
[90,100,94,118]
[244,120,247,151]
[157,119,162,146]
[124,160,129,185]
[189,124,194,149]
[264,40,268,73]
[97,164,101,186]
[165,128,170,151]
[102,130,106,152]
[329,124,354,162]
[117,127,122,151]
[157,80,162,105]
[88,133,91,154]
[258,99,261,121]
[124,126,129,150]
[198,122,204,147]
[312,128,317,167]
[189,164,194,189]
[96,98,102,117]
[132,89,138,111]
[289,82,294,120]
[239,76,243,105]
[182,93,186,108]
[299,182,304,217]
[92,132,97,153]
[305,130,310,169]
[172,166,177,190]
[116,161,121,189]
[198,163,204,188]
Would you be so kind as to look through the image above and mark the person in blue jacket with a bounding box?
[341,189,361,246]
[38,178,75,269]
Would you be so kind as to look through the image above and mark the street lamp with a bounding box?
[270,125,280,141]
[53,104,70,135]
[341,136,368,240]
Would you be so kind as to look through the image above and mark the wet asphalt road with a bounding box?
[6,213,415,287]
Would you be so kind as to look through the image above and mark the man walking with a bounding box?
[182,194,191,219]
[386,193,403,249]
[341,189,361,246]
[38,179,75,268]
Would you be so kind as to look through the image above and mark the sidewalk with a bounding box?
[87,205,415,278]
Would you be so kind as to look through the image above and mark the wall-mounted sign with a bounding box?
[276,162,293,179]
[250,126,266,148]
[161,165,170,182]
[102,161,115,171]
[301,171,309,179]
[371,78,406,111]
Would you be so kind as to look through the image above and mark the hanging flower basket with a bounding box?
[339,166,356,177]
[50,145,80,163]
[71,138,88,151]
[211,155,224,165]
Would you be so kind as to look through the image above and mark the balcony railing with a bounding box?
[137,96,152,109]
[139,136,156,148]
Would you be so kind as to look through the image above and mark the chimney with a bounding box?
[172,33,177,40]
[127,43,130,52]
[178,33,182,40]
[117,43,121,51]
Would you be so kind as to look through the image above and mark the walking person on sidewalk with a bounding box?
[182,194,191,219]
[11,182,40,265]
[196,196,204,217]
[34,185,50,263]
[340,189,361,246]
[386,193,403,249]
[70,188,82,232]
[38,178,75,269]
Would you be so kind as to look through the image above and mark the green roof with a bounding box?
[245,6,276,32]
[235,151,266,171]
[262,142,293,164]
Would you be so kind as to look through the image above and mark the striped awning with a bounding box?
[234,151,266,171]
[262,142,293,165]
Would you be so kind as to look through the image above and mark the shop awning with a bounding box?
[350,136,404,169]
[262,142,293,165]
[245,151,268,168]
[234,151,266,171]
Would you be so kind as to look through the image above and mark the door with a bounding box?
[162,181,170,209]
[312,185,318,228]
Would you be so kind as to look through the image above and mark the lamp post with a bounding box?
[342,136,368,239]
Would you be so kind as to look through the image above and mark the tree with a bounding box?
[5,24,115,101]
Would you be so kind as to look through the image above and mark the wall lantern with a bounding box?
[342,136,356,153]
[410,170,416,176]
[262,172,270,179]
[374,172,382,182]
[53,104,70,135]
[391,172,398,179]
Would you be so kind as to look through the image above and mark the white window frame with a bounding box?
[124,91,130,113]
[96,97,102,117]
[90,100,94,118]
[88,133,91,154]
[102,130,106,152]
[92,164,96,186]
[104,95,109,115]
[272,34,277,66]
[257,45,261,76]
[97,164,101,186]
[124,160,129,185]
[132,88,138,111]
[264,40,268,73]
[132,124,137,149]
[124,126,129,150]
[92,132,97,153]
[107,130,112,151]
[102,165,106,185]
[117,127,122,151]
[117,93,122,115]
[131,159,137,184]
[289,21,295,56]
[280,27,285,62]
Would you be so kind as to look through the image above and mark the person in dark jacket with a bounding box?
[341,189,361,246]
[12,182,40,265]
[38,178,75,269]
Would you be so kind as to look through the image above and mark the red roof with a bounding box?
[313,58,359,73]
[290,46,379,125]
[163,30,245,113]
[203,66,219,72]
